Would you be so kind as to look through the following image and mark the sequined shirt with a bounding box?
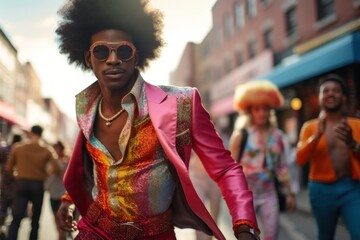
[76,75,175,221]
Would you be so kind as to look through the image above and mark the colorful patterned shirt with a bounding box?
[240,126,289,195]
[76,76,175,221]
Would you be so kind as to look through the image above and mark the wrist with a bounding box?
[235,225,259,240]
[350,141,360,153]
[236,230,258,240]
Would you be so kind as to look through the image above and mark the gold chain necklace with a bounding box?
[98,98,125,127]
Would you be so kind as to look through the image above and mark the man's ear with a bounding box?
[84,51,92,69]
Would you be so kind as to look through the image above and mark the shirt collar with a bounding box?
[75,73,145,140]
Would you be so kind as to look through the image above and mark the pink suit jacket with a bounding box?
[64,82,257,239]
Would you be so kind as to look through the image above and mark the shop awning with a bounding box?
[0,101,28,130]
[262,31,360,88]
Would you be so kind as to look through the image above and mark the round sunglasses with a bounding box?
[89,41,136,62]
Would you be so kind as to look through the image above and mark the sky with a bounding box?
[0,0,217,120]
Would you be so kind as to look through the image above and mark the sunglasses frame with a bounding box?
[89,41,137,62]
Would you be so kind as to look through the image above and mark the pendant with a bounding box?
[106,121,111,127]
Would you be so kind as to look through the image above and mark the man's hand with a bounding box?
[56,201,78,232]
[334,118,354,146]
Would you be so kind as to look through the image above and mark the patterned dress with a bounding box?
[240,126,290,240]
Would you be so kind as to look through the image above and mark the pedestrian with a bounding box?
[229,80,296,240]
[296,73,360,240]
[6,125,61,240]
[54,0,260,239]
[0,134,22,237]
[44,140,69,240]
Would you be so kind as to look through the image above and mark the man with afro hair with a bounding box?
[55,0,259,239]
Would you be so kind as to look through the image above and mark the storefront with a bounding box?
[0,101,28,141]
[261,31,360,187]
[263,30,360,131]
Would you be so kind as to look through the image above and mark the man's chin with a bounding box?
[324,106,342,112]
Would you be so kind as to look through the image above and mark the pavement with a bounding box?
[295,188,312,215]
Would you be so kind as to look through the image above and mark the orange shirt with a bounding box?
[296,117,360,182]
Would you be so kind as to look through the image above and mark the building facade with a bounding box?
[171,0,360,187]
[0,27,78,146]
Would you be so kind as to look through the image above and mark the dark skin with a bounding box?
[314,81,359,178]
[57,29,139,232]
[57,29,258,240]
[85,30,138,162]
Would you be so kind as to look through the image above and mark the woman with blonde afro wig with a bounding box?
[229,80,296,240]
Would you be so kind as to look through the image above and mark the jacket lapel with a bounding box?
[145,82,177,151]
[145,83,225,239]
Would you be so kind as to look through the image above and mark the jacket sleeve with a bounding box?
[190,88,258,227]
[296,121,318,166]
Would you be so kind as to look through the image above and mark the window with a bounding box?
[235,50,243,66]
[247,0,257,17]
[224,57,232,73]
[316,0,334,20]
[224,15,233,38]
[201,42,210,59]
[248,41,257,59]
[214,29,223,48]
[263,28,273,49]
[285,7,297,36]
[235,3,245,29]
[260,0,271,5]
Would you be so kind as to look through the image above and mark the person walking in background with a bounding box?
[6,125,61,240]
[229,80,296,240]
[0,134,22,237]
[45,140,69,240]
[296,74,360,240]
[54,0,260,239]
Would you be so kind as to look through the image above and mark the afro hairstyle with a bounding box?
[56,0,164,71]
[233,80,284,113]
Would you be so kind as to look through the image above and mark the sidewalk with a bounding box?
[295,188,311,215]
[17,192,58,240]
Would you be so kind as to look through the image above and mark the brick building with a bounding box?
[171,0,360,140]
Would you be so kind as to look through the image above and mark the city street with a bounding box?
[11,192,350,240]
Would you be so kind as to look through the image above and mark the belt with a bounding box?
[85,202,173,240]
